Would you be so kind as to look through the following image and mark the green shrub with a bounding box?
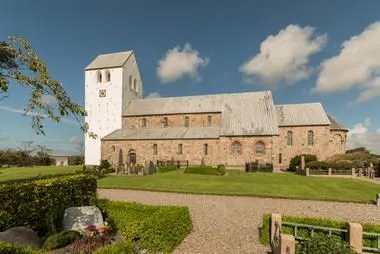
[289,154,317,171]
[93,241,134,254]
[0,174,97,236]
[157,165,177,173]
[98,200,192,253]
[42,230,82,250]
[296,236,357,254]
[305,161,330,169]
[216,164,226,176]
[0,241,39,254]
[100,160,111,170]
[184,166,219,175]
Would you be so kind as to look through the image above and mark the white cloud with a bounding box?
[347,119,380,154]
[239,24,327,88]
[364,117,372,127]
[157,44,209,83]
[145,92,162,99]
[41,94,58,106]
[69,136,82,144]
[315,21,380,103]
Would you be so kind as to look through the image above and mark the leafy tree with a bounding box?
[0,35,94,137]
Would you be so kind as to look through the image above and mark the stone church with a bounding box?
[84,51,348,171]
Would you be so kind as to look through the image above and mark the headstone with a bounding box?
[63,206,104,234]
[0,227,42,248]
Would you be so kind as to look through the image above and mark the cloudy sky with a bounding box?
[1,0,380,155]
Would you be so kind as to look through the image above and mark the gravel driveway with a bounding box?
[99,189,380,254]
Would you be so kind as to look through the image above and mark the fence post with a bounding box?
[348,222,362,253]
[328,168,332,176]
[305,168,310,176]
[271,213,282,244]
[280,234,296,254]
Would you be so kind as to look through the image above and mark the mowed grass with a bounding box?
[0,166,81,182]
[98,170,380,203]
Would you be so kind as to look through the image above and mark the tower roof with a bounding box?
[85,51,133,70]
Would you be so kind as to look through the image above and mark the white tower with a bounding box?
[84,51,143,165]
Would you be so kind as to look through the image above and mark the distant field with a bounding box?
[0,166,81,182]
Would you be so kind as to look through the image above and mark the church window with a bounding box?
[203,143,208,155]
[129,75,133,90]
[105,70,111,82]
[279,153,282,164]
[307,130,314,146]
[207,115,212,126]
[287,131,293,146]
[97,71,102,83]
[255,141,265,154]
[232,141,241,155]
[178,144,183,155]
[142,118,147,128]
[184,116,189,127]
[163,117,168,128]
[153,144,157,155]
[111,146,115,152]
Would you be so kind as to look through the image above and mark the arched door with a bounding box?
[128,149,137,165]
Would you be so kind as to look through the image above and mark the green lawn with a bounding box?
[0,166,81,183]
[98,170,380,203]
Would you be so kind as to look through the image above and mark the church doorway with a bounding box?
[128,149,136,166]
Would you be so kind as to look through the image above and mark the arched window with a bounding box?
[178,144,183,155]
[134,79,137,92]
[287,131,293,146]
[184,116,189,127]
[163,117,168,128]
[203,143,208,155]
[129,75,133,89]
[111,145,115,152]
[207,115,212,126]
[232,141,241,155]
[97,71,102,83]
[255,141,265,154]
[142,118,147,128]
[105,70,111,82]
[308,130,314,146]
[153,144,157,155]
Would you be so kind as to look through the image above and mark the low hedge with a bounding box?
[0,174,97,236]
[98,200,192,253]
[289,154,317,171]
[306,161,353,170]
[157,165,178,173]
[184,166,224,176]
[0,241,39,254]
[297,236,357,254]
[260,214,380,249]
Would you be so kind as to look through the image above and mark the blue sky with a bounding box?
[1,0,380,155]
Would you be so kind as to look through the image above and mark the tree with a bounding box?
[0,35,94,137]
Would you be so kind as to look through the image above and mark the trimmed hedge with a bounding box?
[184,166,224,176]
[0,174,97,236]
[157,165,178,173]
[98,200,192,253]
[306,161,354,170]
[260,214,380,249]
[0,241,39,254]
[297,236,357,254]
[289,154,317,171]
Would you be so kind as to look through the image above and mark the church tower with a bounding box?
[84,51,143,165]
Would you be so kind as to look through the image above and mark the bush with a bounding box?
[216,164,226,176]
[42,230,82,250]
[0,174,97,236]
[305,161,330,169]
[184,166,219,175]
[100,160,111,170]
[157,165,178,173]
[296,236,357,254]
[98,200,192,253]
[289,154,317,171]
[93,241,134,254]
[332,161,352,170]
[0,241,39,254]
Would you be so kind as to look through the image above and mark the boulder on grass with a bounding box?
[63,206,104,234]
[0,227,42,248]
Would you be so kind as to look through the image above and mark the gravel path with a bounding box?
[99,189,380,254]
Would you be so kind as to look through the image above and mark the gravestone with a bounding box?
[63,206,104,234]
[0,227,42,248]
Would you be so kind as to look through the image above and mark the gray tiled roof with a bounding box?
[85,51,133,70]
[275,103,331,126]
[327,114,348,130]
[102,127,220,140]
[124,91,279,136]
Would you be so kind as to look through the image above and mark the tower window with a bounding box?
[153,144,157,155]
[203,143,208,155]
[142,118,147,128]
[178,144,183,155]
[129,75,133,90]
[287,131,293,146]
[184,116,189,127]
[308,130,314,146]
[97,71,102,83]
[163,117,168,128]
[105,70,111,82]
[207,115,212,126]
